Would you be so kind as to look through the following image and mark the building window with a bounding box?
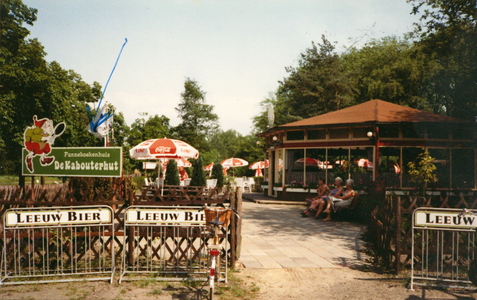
[428,148,450,188]
[329,128,349,139]
[452,148,474,189]
[305,149,327,185]
[452,126,473,140]
[352,127,373,139]
[378,147,401,188]
[402,124,421,139]
[402,147,425,188]
[350,147,374,188]
[379,126,399,138]
[428,124,449,139]
[327,148,350,182]
[285,149,304,185]
[307,129,326,140]
[287,131,305,141]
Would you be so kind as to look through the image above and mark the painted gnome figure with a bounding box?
[24,116,65,173]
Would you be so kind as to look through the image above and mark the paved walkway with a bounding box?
[239,193,366,269]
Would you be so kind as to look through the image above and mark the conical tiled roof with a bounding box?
[279,99,471,128]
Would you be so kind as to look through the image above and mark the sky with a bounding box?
[24,0,421,136]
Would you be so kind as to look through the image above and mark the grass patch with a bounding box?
[68,289,90,300]
[147,288,163,296]
[65,285,78,296]
[0,175,65,185]
[214,269,260,300]
[181,279,203,289]
[133,278,156,288]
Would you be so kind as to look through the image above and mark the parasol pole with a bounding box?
[159,159,164,196]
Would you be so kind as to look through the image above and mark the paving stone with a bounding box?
[239,196,366,269]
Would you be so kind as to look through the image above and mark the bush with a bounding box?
[165,159,180,185]
[190,157,207,186]
[132,176,146,191]
[211,163,224,188]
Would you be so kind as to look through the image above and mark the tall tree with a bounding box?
[127,113,170,147]
[165,159,180,186]
[342,36,434,111]
[252,91,303,134]
[190,157,206,187]
[211,163,224,188]
[279,35,357,119]
[408,0,477,119]
[126,113,170,172]
[174,78,219,153]
[1,0,103,174]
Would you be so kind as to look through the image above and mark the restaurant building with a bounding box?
[259,100,477,198]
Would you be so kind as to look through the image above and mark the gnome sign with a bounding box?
[24,116,66,173]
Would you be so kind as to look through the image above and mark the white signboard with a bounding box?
[142,162,157,170]
[5,207,112,227]
[414,209,477,229]
[126,208,205,225]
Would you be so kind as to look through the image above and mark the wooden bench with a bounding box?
[306,194,360,210]
[336,193,360,212]
[306,194,360,218]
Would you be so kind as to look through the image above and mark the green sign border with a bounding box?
[22,147,122,177]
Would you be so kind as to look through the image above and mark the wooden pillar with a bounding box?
[236,186,243,262]
[31,176,34,201]
[399,147,403,189]
[230,188,236,267]
[324,148,328,184]
[128,189,135,266]
[374,126,380,181]
[395,196,402,274]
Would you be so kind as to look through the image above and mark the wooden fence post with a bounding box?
[235,186,242,262]
[229,186,243,268]
[395,196,402,274]
[128,189,135,266]
[230,188,236,267]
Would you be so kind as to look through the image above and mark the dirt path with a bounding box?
[2,267,476,300]
[238,267,477,300]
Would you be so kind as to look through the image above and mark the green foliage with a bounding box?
[205,130,262,170]
[278,35,357,119]
[224,176,236,190]
[174,78,219,154]
[342,36,433,110]
[131,176,146,191]
[0,0,103,175]
[211,163,224,188]
[407,151,437,196]
[125,113,170,172]
[252,91,303,134]
[409,0,477,121]
[164,159,180,186]
[126,113,170,147]
[190,156,206,187]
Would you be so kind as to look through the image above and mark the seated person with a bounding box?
[310,177,344,219]
[322,179,355,222]
[301,178,331,217]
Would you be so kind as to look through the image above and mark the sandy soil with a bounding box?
[1,267,477,300]
[239,267,477,300]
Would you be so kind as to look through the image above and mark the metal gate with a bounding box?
[411,207,477,290]
[1,206,115,285]
[120,206,228,283]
